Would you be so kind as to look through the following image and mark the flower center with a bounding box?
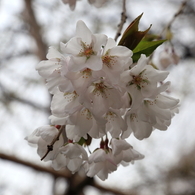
[64,91,78,102]
[84,48,94,56]
[94,82,107,94]
[82,68,92,78]
[92,81,111,99]
[144,99,157,106]
[105,111,117,123]
[132,75,143,85]
[79,41,95,59]
[129,70,149,90]
[102,55,116,68]
[130,113,138,122]
[81,108,93,120]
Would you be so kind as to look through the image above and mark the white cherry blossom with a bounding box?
[49,115,68,126]
[36,47,64,78]
[139,94,179,130]
[123,94,179,140]
[26,20,180,181]
[66,106,106,141]
[52,143,88,172]
[123,110,153,140]
[83,79,123,118]
[85,148,118,181]
[121,54,169,108]
[105,108,127,138]
[61,20,107,72]
[64,68,92,94]
[101,38,133,85]
[25,125,64,161]
[111,138,144,163]
[51,90,81,118]
[36,47,73,94]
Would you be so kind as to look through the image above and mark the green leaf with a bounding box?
[132,39,166,62]
[118,13,152,50]
[77,137,86,146]
[77,134,92,146]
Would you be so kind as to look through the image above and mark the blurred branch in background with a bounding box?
[165,146,195,195]
[0,82,50,113]
[0,152,135,195]
[23,0,47,60]
[162,0,188,37]
[1,146,195,194]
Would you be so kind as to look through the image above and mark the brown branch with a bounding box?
[155,0,189,63]
[65,175,134,195]
[0,151,135,195]
[41,125,65,161]
[7,93,49,112]
[23,0,47,60]
[0,82,50,113]
[114,0,127,42]
[167,0,188,30]
[0,152,71,178]
[93,182,137,195]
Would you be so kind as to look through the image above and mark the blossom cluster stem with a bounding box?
[41,125,65,161]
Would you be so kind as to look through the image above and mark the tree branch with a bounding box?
[167,0,188,30]
[115,0,127,42]
[23,0,47,60]
[161,0,188,39]
[0,152,133,195]
[0,152,70,178]
[0,82,50,113]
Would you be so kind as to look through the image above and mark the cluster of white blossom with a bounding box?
[26,20,179,180]
[62,0,109,10]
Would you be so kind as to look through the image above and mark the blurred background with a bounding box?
[0,0,195,194]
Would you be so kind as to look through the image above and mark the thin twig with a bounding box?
[149,0,189,63]
[161,0,188,38]
[41,125,65,161]
[114,0,127,42]
[167,0,188,29]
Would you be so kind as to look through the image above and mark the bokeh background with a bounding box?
[0,0,195,194]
